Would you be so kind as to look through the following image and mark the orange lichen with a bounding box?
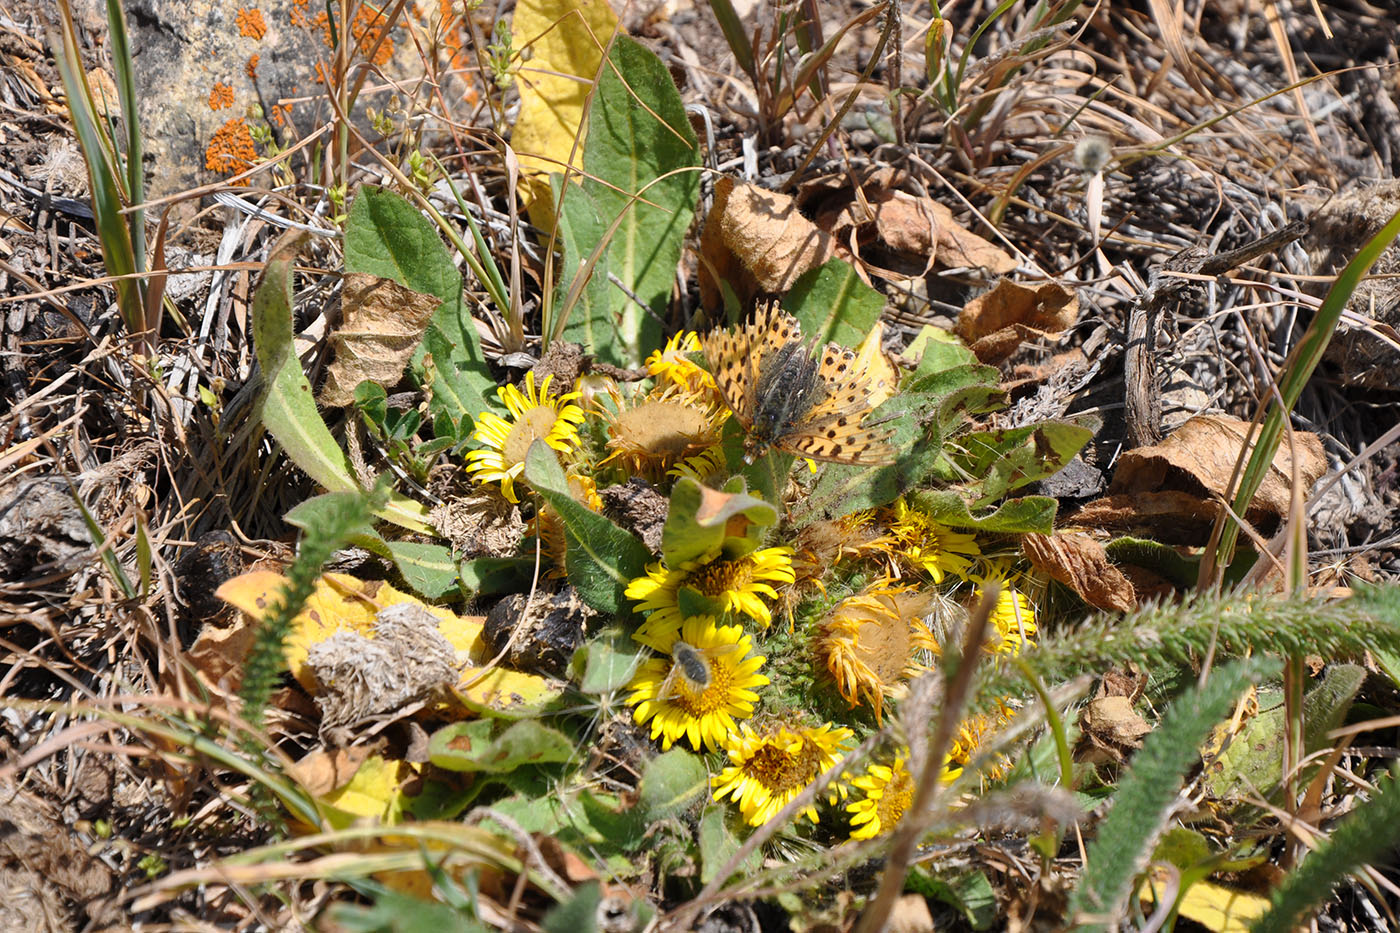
[310,5,393,65]
[235,7,267,40]
[205,118,257,182]
[289,0,309,29]
[208,82,235,110]
[245,54,260,79]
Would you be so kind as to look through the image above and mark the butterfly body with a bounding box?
[704,303,895,466]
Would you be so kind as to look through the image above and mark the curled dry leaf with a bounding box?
[956,279,1079,365]
[1070,415,1326,544]
[319,272,441,407]
[1022,531,1135,612]
[801,166,1017,278]
[698,177,841,310]
[1076,695,1152,765]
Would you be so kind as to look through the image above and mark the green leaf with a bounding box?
[911,489,1057,534]
[906,325,976,377]
[783,258,884,347]
[1069,658,1276,931]
[523,441,651,613]
[1203,664,1366,803]
[908,868,998,931]
[552,179,616,361]
[637,748,708,821]
[345,186,494,438]
[571,628,643,694]
[661,476,777,568]
[699,802,757,884]
[329,889,491,933]
[383,541,459,599]
[429,719,574,773]
[252,237,432,534]
[458,557,535,598]
[284,495,457,598]
[1103,536,1201,589]
[951,420,1095,504]
[581,36,700,365]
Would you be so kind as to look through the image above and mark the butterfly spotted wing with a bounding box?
[703,302,895,466]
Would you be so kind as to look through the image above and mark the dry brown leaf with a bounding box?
[287,746,377,797]
[1076,695,1152,764]
[927,198,1017,274]
[1022,532,1135,612]
[698,177,841,310]
[956,279,1079,364]
[319,273,441,406]
[1069,490,1224,544]
[888,894,936,933]
[1110,415,1326,524]
[187,618,259,690]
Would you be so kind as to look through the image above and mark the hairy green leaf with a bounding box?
[637,748,707,821]
[784,259,885,348]
[429,719,574,773]
[523,441,650,613]
[581,36,700,364]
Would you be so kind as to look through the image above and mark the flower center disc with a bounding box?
[503,406,560,467]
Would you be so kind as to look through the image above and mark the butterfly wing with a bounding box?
[775,343,896,466]
[703,300,801,431]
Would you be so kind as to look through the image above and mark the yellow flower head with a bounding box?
[464,372,585,503]
[625,616,769,752]
[668,445,729,486]
[847,754,916,839]
[972,580,1037,656]
[814,580,942,724]
[601,394,723,480]
[711,721,853,827]
[646,330,715,396]
[874,498,981,583]
[626,546,797,649]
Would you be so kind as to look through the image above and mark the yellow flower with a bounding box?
[847,755,916,839]
[877,498,981,583]
[947,704,1015,781]
[814,580,942,724]
[646,331,715,395]
[601,395,722,480]
[627,547,796,649]
[973,581,1037,655]
[625,616,769,752]
[711,721,853,827]
[667,445,728,485]
[464,372,585,503]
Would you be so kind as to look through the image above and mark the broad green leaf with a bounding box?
[910,489,1057,534]
[429,719,574,773]
[459,557,535,598]
[571,628,643,694]
[552,178,615,358]
[699,802,759,884]
[636,748,707,821]
[952,420,1095,504]
[783,258,885,347]
[581,35,700,365]
[523,441,651,613]
[344,186,494,439]
[1203,664,1365,802]
[908,868,998,931]
[252,235,432,534]
[1104,537,1200,589]
[661,476,777,568]
[905,325,976,377]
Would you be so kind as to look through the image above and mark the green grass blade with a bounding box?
[53,0,143,336]
[105,0,145,274]
[1212,206,1400,577]
[703,0,755,80]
